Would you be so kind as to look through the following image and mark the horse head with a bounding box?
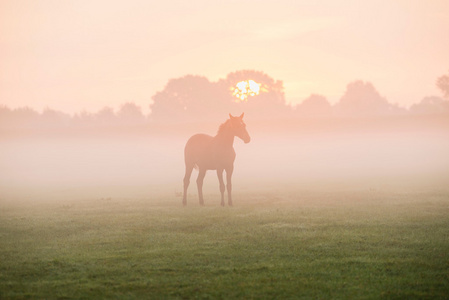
[229,113,251,144]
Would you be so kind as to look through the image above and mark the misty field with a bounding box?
[1,188,448,299]
[1,119,449,298]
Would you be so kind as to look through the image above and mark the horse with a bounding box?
[182,113,251,206]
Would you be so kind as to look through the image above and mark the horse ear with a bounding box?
[239,113,244,119]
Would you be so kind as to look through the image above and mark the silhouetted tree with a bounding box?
[117,102,146,125]
[95,106,117,126]
[335,81,399,116]
[73,110,95,128]
[150,71,291,122]
[409,96,449,114]
[2,106,41,129]
[436,70,449,98]
[0,105,12,128]
[219,70,290,119]
[150,75,224,122]
[40,107,71,128]
[295,94,332,117]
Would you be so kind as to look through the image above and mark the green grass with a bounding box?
[1,190,448,299]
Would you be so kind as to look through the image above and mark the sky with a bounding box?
[0,0,448,114]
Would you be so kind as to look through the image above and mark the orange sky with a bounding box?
[1,0,448,114]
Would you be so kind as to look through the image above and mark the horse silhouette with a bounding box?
[183,113,251,206]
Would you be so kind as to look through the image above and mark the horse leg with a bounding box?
[182,164,194,206]
[217,169,225,206]
[225,166,234,206]
[197,168,206,206]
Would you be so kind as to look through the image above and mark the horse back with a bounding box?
[184,133,213,164]
[184,133,235,170]
[185,134,213,153]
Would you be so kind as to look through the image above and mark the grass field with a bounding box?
[1,188,448,299]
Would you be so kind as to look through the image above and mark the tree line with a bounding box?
[1,70,448,130]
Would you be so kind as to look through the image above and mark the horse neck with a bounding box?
[215,123,235,147]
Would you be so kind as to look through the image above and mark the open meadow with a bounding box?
[1,118,449,298]
[1,187,449,299]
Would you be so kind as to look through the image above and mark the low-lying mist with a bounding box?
[1,117,448,202]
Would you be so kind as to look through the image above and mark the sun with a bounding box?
[232,80,261,102]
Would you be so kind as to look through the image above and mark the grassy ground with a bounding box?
[1,189,448,299]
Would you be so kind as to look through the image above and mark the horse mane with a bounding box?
[216,119,231,136]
